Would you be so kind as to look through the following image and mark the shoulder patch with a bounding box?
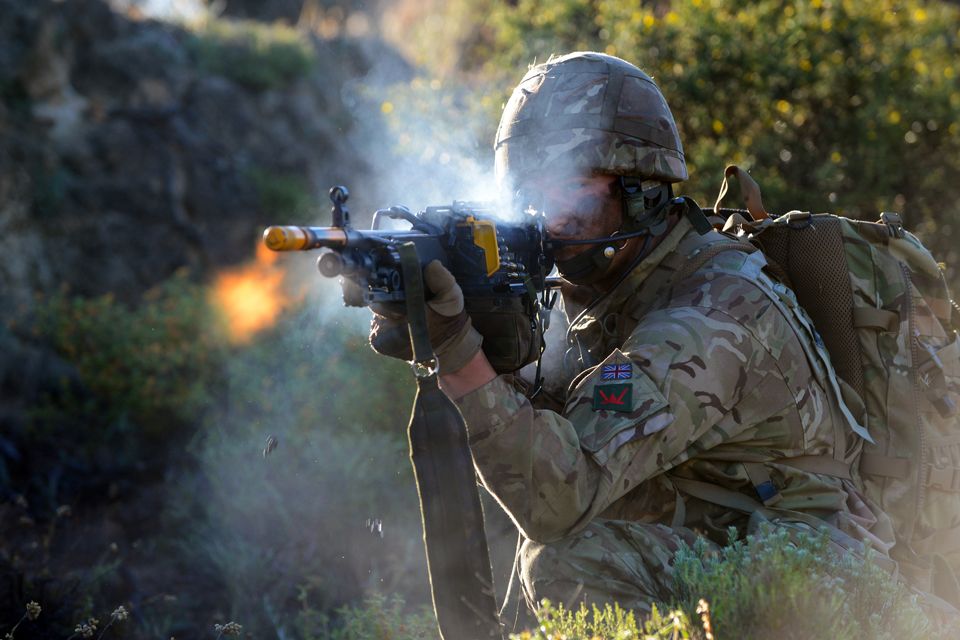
[563,349,675,465]
[594,383,632,411]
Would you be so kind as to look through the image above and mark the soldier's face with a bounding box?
[518,173,623,263]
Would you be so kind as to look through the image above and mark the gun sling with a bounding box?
[399,243,504,640]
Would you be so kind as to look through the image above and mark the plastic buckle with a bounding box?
[755,482,783,506]
[881,212,906,239]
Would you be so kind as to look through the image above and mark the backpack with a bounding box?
[715,166,960,571]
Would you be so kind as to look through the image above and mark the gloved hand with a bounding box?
[369,260,483,375]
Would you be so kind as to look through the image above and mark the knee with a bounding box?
[519,521,658,613]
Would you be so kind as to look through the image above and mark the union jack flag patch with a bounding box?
[602,364,631,380]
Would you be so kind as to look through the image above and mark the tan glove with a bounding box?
[369,260,483,374]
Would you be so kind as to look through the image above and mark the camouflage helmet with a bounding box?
[494,52,687,192]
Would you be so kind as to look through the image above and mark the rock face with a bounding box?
[0,0,412,461]
[0,0,409,311]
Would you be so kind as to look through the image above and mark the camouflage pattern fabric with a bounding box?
[839,220,960,564]
[455,218,900,612]
[519,520,714,614]
[494,52,687,192]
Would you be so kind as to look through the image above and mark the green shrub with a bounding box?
[187,19,317,91]
[514,599,694,640]
[672,527,939,640]
[31,269,224,438]
[26,265,429,634]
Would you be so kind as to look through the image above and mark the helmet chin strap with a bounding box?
[551,181,674,286]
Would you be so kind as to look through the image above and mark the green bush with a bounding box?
[672,527,939,640]
[187,19,317,91]
[31,269,224,438]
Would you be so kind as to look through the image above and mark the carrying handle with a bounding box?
[714,165,771,222]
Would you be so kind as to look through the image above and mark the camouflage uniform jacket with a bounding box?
[455,216,895,548]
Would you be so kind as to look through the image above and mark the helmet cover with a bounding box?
[494,52,687,193]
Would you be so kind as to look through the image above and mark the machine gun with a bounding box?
[263,186,559,373]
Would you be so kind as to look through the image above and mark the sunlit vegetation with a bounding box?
[503,527,947,640]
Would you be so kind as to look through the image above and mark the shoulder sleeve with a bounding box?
[562,348,675,466]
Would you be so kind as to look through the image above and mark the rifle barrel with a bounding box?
[263,226,348,251]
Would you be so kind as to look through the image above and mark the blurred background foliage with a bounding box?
[6,0,960,638]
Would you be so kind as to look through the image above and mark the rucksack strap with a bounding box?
[860,452,911,479]
[778,455,853,480]
[852,307,900,332]
[669,475,765,514]
[669,456,854,519]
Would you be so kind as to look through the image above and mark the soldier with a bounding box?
[371,52,899,614]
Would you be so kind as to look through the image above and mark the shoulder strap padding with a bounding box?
[755,216,866,404]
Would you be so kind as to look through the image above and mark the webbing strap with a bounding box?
[669,455,855,516]
[852,307,900,332]
[399,243,437,367]
[669,476,765,514]
[743,462,783,506]
[777,455,852,480]
[860,452,911,479]
[600,63,624,132]
[713,165,771,222]
[659,476,687,528]
[399,243,504,640]
[920,339,960,373]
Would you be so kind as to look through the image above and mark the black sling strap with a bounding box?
[398,243,503,640]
